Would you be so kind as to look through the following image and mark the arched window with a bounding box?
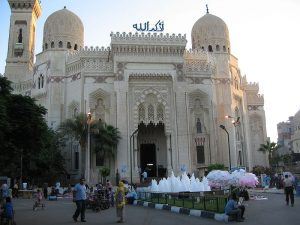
[67,42,71,49]
[18,28,23,43]
[208,45,213,52]
[59,41,63,48]
[157,104,164,122]
[148,104,154,122]
[196,118,202,133]
[51,41,54,48]
[38,76,40,89]
[216,45,220,51]
[201,46,205,51]
[45,43,48,50]
[228,48,230,53]
[73,108,78,117]
[41,75,44,88]
[74,44,78,50]
[138,104,145,122]
[223,46,226,52]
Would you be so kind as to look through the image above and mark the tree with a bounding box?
[0,77,65,182]
[258,141,279,165]
[58,113,89,176]
[92,121,121,163]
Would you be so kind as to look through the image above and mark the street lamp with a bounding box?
[219,125,231,170]
[130,128,139,185]
[225,115,240,127]
[86,112,92,184]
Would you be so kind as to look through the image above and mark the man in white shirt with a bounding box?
[283,174,294,207]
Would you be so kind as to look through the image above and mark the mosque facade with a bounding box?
[4,0,268,183]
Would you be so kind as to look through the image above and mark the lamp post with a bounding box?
[130,128,139,185]
[86,112,92,184]
[219,125,231,170]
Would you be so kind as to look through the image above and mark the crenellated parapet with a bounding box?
[110,32,186,56]
[244,81,264,107]
[66,46,113,75]
[110,32,187,45]
[8,0,41,18]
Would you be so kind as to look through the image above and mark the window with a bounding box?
[41,75,44,88]
[74,44,78,50]
[67,42,71,49]
[96,152,104,167]
[51,41,54,48]
[208,45,213,52]
[196,118,202,133]
[75,152,79,170]
[45,43,48,50]
[59,41,63,48]
[201,46,205,51]
[139,105,145,121]
[196,146,205,164]
[157,104,164,122]
[223,46,226,52]
[216,45,220,51]
[148,104,154,122]
[238,151,242,166]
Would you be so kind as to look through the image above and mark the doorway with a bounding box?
[140,143,157,177]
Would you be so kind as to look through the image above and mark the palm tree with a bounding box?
[258,141,279,165]
[59,113,90,175]
[92,120,121,165]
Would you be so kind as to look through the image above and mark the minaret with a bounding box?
[5,0,42,89]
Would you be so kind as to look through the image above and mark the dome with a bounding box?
[43,7,84,51]
[191,13,230,53]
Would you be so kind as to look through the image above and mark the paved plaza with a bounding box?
[12,193,299,225]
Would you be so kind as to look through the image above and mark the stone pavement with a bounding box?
[12,193,300,225]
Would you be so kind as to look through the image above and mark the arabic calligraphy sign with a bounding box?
[133,20,164,32]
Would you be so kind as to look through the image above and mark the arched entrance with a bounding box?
[138,122,167,178]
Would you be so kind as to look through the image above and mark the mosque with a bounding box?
[4,0,268,183]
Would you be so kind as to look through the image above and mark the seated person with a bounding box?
[225,193,245,222]
[125,190,137,205]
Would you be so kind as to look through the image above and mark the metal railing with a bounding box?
[138,191,228,213]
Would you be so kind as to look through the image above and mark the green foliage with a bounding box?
[252,165,273,176]
[207,163,226,172]
[0,76,65,181]
[99,167,110,178]
[58,113,89,150]
[92,120,121,160]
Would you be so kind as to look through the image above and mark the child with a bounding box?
[37,189,43,203]
[4,197,14,224]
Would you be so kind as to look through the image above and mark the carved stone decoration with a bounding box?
[133,87,171,133]
[175,63,185,82]
[89,88,111,122]
[248,105,260,111]
[94,76,106,83]
[213,78,231,84]
[116,62,125,81]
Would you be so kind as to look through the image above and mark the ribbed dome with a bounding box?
[191,13,230,53]
[43,7,84,51]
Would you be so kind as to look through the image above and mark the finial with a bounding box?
[64,6,66,9]
[206,4,209,14]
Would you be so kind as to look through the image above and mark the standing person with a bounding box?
[12,183,18,198]
[3,197,14,224]
[43,183,48,200]
[1,183,9,199]
[116,169,120,186]
[72,178,87,222]
[283,174,294,207]
[142,170,148,183]
[115,181,125,223]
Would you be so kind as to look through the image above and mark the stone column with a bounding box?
[134,134,139,173]
[166,133,172,175]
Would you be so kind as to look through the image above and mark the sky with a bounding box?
[0,0,300,142]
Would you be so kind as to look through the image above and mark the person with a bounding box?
[3,197,14,225]
[73,178,87,222]
[43,183,48,199]
[12,183,18,199]
[37,189,43,203]
[116,169,120,186]
[142,170,148,183]
[115,181,125,223]
[225,193,245,222]
[283,174,294,207]
[1,183,9,199]
[106,180,112,189]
